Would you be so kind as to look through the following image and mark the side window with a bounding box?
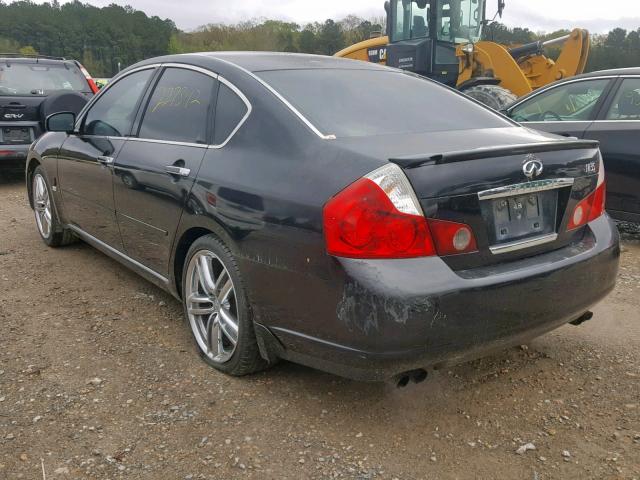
[605,78,640,120]
[83,69,153,137]
[139,68,216,144]
[511,79,610,122]
[392,0,410,41]
[214,82,249,146]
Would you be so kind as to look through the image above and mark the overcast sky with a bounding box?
[16,0,640,33]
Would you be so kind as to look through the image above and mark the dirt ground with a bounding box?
[0,171,638,480]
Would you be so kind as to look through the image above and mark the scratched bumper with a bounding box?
[266,215,619,381]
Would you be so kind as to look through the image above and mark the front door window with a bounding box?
[510,79,611,123]
[82,69,154,137]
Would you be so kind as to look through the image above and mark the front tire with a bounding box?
[31,166,75,247]
[461,84,518,111]
[182,235,268,376]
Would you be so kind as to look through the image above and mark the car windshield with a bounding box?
[0,62,88,96]
[257,68,510,138]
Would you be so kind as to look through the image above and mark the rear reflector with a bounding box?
[567,155,606,231]
[323,164,436,259]
[428,219,478,256]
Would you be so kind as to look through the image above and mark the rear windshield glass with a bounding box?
[0,62,87,96]
[256,69,511,138]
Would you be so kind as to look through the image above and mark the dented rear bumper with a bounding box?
[265,215,619,381]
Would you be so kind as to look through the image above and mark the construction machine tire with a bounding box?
[461,84,518,111]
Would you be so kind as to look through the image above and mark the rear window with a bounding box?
[256,69,511,138]
[0,62,88,96]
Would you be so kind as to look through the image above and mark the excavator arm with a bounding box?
[515,29,590,89]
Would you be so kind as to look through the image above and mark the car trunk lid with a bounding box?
[333,127,602,269]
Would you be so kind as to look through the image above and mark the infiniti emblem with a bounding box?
[523,155,544,180]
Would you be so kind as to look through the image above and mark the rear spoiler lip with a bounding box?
[389,139,600,169]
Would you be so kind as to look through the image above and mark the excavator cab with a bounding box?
[384,0,487,86]
[335,0,590,110]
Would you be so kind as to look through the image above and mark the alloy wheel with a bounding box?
[33,174,52,239]
[185,250,239,363]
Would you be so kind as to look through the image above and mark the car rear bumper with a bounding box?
[0,144,29,163]
[262,215,620,381]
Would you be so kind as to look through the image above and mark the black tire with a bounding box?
[31,166,76,247]
[182,234,269,376]
[461,84,518,111]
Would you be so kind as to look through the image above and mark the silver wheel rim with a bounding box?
[33,174,52,239]
[185,250,239,364]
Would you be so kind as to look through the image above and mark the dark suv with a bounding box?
[0,54,97,169]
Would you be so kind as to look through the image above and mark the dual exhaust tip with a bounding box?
[394,311,593,388]
[396,369,428,388]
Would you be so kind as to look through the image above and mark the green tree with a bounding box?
[19,45,38,55]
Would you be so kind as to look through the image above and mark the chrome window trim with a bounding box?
[75,62,253,149]
[592,119,640,123]
[209,75,253,149]
[205,54,336,140]
[508,75,618,113]
[67,225,169,283]
[128,137,209,149]
[490,233,559,255]
[74,64,162,131]
[477,178,575,201]
[160,62,219,79]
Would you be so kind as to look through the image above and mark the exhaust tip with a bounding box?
[570,311,594,326]
[396,369,428,388]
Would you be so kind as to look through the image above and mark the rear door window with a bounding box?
[604,78,640,120]
[138,67,217,144]
[83,68,154,137]
[214,82,249,145]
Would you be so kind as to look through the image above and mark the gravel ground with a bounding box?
[1,171,639,480]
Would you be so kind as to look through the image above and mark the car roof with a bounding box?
[577,67,640,78]
[0,55,76,66]
[195,52,389,72]
[135,51,389,74]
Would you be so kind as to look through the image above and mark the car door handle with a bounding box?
[97,155,114,165]
[165,165,191,177]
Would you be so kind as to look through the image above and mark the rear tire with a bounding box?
[461,84,518,111]
[31,166,76,247]
[182,235,269,377]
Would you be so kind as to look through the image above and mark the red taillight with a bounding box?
[567,156,606,231]
[428,219,478,256]
[323,164,477,259]
[77,62,99,94]
[323,176,435,259]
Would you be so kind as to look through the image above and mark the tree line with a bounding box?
[0,1,638,77]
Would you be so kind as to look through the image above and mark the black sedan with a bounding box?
[504,68,640,223]
[26,53,619,382]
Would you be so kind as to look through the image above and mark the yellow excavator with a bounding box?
[335,0,590,109]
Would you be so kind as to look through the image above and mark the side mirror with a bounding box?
[46,112,76,133]
[498,0,505,18]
